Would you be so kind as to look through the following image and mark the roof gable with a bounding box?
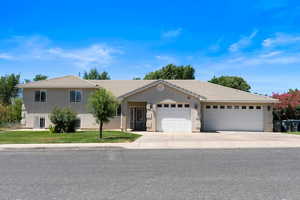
[118,80,205,100]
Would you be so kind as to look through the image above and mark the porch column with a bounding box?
[120,100,128,131]
[146,103,155,132]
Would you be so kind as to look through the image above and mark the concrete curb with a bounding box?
[2,142,300,151]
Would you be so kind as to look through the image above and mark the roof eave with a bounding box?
[201,99,279,103]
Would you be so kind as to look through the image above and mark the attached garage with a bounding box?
[203,105,264,131]
[157,103,192,132]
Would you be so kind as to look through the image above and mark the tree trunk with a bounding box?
[99,121,103,139]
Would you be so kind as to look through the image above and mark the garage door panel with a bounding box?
[203,106,263,131]
[157,107,192,132]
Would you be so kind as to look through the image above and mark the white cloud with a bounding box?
[48,45,120,69]
[162,28,182,38]
[155,55,177,64]
[207,52,300,69]
[0,36,121,69]
[262,33,300,47]
[229,30,258,52]
[0,53,14,60]
[259,51,282,58]
[208,38,224,52]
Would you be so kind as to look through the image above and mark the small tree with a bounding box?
[88,88,119,139]
[50,107,77,133]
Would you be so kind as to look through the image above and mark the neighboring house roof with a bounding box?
[18,75,278,103]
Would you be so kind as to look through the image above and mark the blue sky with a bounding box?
[0,0,300,94]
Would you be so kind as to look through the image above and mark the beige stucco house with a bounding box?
[18,75,278,132]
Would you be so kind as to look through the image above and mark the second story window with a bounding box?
[34,90,47,102]
[70,90,82,103]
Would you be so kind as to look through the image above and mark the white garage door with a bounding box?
[157,103,192,133]
[203,105,263,131]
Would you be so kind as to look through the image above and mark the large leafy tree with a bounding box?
[0,98,23,125]
[0,74,20,105]
[208,76,251,92]
[33,74,48,81]
[88,88,119,139]
[144,64,195,80]
[272,89,300,120]
[83,68,111,80]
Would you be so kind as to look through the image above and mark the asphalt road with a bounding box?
[1,148,300,200]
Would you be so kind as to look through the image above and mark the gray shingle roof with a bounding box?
[18,75,97,89]
[18,75,278,103]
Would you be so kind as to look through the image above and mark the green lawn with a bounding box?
[0,131,141,144]
[287,132,300,135]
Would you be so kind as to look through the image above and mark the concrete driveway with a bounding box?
[131,131,300,149]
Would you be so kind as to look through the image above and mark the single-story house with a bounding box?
[18,75,278,132]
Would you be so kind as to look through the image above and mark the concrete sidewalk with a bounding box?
[1,132,300,150]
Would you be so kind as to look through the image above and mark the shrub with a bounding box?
[49,107,77,133]
[0,98,22,127]
[49,125,55,134]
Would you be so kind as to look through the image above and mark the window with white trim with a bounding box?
[34,90,47,102]
[70,90,82,103]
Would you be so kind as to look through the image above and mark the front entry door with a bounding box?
[130,107,146,131]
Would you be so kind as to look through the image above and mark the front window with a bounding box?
[70,90,82,103]
[34,90,47,102]
[39,117,45,128]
